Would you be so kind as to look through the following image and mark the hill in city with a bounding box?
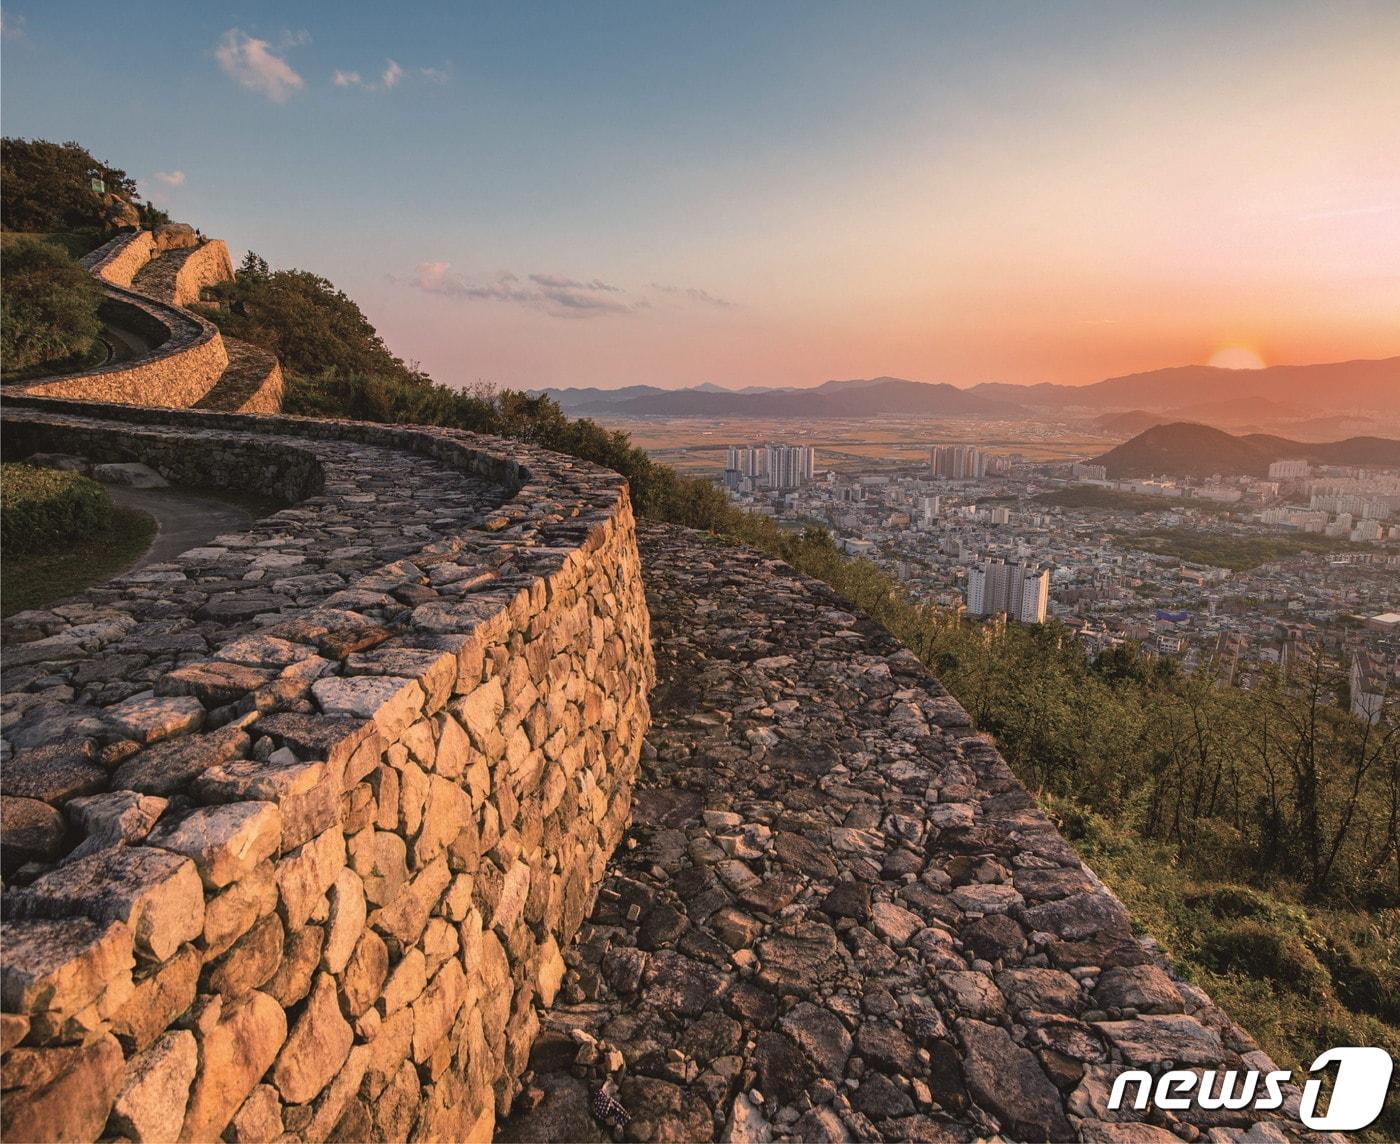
[1092,421,1400,477]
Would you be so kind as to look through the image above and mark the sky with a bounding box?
[3,1,1399,390]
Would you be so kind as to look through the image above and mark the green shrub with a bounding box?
[1,464,112,553]
[0,236,103,373]
[1199,920,1331,995]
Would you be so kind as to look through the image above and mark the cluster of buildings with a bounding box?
[723,444,816,492]
[708,439,1398,719]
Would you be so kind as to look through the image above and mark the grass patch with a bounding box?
[2,463,110,551]
[2,503,156,616]
[1114,527,1379,571]
[0,229,107,259]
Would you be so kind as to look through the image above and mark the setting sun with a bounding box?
[1208,346,1267,370]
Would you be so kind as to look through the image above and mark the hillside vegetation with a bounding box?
[173,247,1400,1139]
[0,235,104,378]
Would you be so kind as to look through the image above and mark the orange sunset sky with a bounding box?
[5,1,1399,388]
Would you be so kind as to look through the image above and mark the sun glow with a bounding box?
[1208,346,1267,370]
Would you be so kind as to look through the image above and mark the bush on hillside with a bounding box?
[0,138,138,232]
[0,236,103,373]
[1199,921,1331,995]
[196,257,432,387]
[1,464,112,553]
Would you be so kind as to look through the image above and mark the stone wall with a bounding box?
[12,231,273,413]
[82,231,158,288]
[15,286,230,407]
[0,402,654,1142]
[173,241,236,307]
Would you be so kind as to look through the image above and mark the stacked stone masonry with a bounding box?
[500,524,1336,1144]
[12,230,281,414]
[0,400,654,1142]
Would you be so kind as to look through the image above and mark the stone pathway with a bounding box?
[2,416,508,717]
[500,523,1320,1144]
[106,486,254,571]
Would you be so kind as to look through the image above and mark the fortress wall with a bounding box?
[81,230,158,287]
[17,232,232,409]
[16,290,230,407]
[0,404,654,1142]
[239,355,286,414]
[170,239,236,306]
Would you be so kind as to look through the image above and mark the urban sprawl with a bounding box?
[719,442,1400,720]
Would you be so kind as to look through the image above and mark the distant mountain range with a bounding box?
[1091,422,1400,478]
[536,356,1400,420]
[537,376,1016,418]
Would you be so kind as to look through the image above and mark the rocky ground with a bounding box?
[499,523,1318,1144]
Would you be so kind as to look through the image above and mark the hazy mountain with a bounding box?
[1093,409,1167,437]
[1092,422,1400,478]
[1076,358,1400,412]
[590,377,1017,418]
[537,356,1398,418]
[1166,396,1308,426]
[535,385,667,412]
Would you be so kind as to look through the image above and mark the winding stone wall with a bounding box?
[501,524,1334,1144]
[11,231,274,414]
[15,231,230,408]
[83,230,158,288]
[0,402,654,1142]
[131,240,236,308]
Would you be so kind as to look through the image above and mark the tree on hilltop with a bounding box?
[1,138,138,232]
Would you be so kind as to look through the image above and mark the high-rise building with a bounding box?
[725,443,814,488]
[930,445,986,480]
[765,444,815,489]
[966,557,1051,623]
[725,446,767,477]
[1268,459,1311,480]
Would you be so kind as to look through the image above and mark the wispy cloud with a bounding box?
[215,28,305,103]
[648,282,737,309]
[152,170,186,187]
[333,57,442,93]
[403,263,637,317]
[1,11,26,41]
[399,262,735,318]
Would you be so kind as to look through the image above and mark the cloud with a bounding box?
[402,262,639,317]
[1,12,26,41]
[647,282,737,309]
[215,28,304,103]
[152,170,186,187]
[334,58,432,92]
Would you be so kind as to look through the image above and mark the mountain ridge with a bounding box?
[535,356,1399,418]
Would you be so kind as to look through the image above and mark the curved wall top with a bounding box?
[0,398,654,1142]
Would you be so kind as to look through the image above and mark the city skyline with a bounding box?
[3,1,1398,391]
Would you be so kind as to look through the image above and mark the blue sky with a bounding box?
[4,1,1398,388]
